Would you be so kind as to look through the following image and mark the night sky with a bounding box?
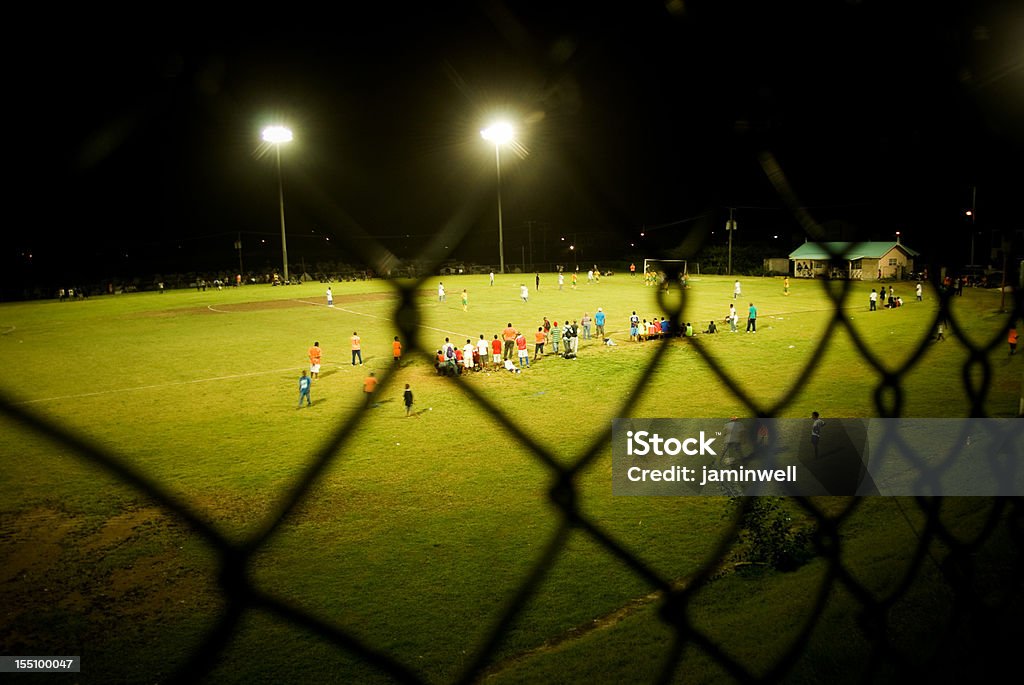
[7,1,1022,291]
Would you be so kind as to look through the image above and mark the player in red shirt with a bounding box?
[491,335,502,366]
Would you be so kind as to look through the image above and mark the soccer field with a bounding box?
[0,274,1021,683]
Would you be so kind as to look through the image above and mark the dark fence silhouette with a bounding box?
[4,142,1024,683]
[3,224,1022,683]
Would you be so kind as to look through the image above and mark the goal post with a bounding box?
[642,259,688,285]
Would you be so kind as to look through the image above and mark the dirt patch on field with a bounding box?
[0,507,82,584]
[0,504,217,654]
[187,289,433,314]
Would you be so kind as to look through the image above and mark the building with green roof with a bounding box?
[788,239,919,280]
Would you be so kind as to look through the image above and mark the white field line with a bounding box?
[333,305,469,340]
[18,299,467,405]
[210,299,469,339]
[18,367,304,405]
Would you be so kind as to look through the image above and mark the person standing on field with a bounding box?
[326,287,334,307]
[462,288,469,311]
[477,335,490,368]
[516,330,530,368]
[870,288,878,311]
[916,282,923,302]
[783,276,790,296]
[351,331,363,366]
[581,312,592,340]
[1009,327,1018,356]
[594,308,606,339]
[534,327,546,360]
[392,336,402,364]
[520,283,529,303]
[363,372,378,407]
[746,303,757,332]
[721,417,744,466]
[297,370,312,408]
[308,341,322,379]
[489,270,495,286]
[491,334,503,366]
[811,411,825,459]
[404,383,414,416]
[734,280,741,299]
[502,323,517,360]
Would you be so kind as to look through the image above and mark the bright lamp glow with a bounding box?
[262,125,293,144]
[481,122,514,144]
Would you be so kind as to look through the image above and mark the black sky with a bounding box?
[8,1,1023,289]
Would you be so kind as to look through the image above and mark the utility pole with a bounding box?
[999,232,1010,312]
[726,208,737,276]
[524,220,536,270]
[968,185,977,266]
[235,232,244,278]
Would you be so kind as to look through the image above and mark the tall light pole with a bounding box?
[262,125,293,283]
[561,234,579,269]
[481,122,514,274]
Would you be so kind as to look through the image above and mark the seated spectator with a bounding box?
[660,317,670,336]
[436,350,456,376]
[706,320,718,334]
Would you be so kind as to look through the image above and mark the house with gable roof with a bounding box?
[788,238,919,280]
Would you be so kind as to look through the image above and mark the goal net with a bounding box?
[642,259,688,286]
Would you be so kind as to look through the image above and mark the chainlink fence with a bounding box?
[3,194,1023,683]
[4,10,1024,674]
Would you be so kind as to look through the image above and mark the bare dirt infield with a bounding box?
[197,290,432,313]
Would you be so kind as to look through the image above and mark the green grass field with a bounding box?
[1,274,1021,683]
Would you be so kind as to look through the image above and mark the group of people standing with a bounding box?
[723,302,757,332]
[433,309,608,376]
[869,283,918,311]
[298,333,406,409]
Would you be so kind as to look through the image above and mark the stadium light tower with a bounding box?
[262,125,293,284]
[481,121,515,274]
